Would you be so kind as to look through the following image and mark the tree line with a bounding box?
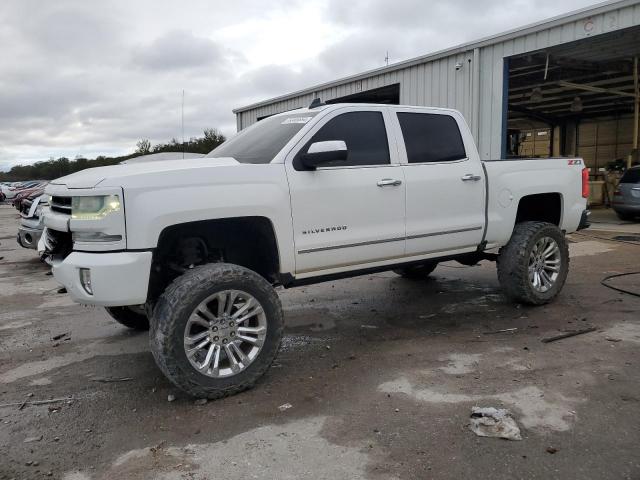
[0,128,226,181]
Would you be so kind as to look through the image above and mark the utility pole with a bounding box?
[632,57,638,169]
[182,89,185,159]
[385,51,389,66]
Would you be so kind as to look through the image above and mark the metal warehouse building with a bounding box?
[234,0,640,174]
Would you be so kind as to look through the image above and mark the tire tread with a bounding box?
[496,221,569,305]
[150,263,283,399]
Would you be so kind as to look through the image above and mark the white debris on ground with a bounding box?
[469,406,522,441]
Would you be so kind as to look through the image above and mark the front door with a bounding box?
[285,109,406,275]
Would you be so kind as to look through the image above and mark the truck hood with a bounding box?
[50,157,240,189]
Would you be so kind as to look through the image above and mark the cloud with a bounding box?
[3,1,125,64]
[320,0,603,74]
[132,30,239,71]
[0,0,605,169]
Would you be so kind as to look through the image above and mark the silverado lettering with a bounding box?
[302,225,348,234]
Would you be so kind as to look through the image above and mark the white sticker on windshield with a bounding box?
[281,116,312,124]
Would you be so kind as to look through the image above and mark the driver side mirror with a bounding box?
[298,140,348,170]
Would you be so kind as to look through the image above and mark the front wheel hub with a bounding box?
[183,289,267,378]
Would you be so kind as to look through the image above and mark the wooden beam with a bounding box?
[509,73,634,94]
[542,100,632,114]
[550,108,635,121]
[510,89,632,108]
[508,104,559,125]
[513,94,632,111]
[558,81,637,99]
[548,55,632,75]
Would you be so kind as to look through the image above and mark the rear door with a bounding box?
[285,107,406,275]
[392,109,485,256]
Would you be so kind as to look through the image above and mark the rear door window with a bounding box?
[397,112,466,163]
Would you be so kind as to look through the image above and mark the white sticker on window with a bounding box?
[281,116,312,124]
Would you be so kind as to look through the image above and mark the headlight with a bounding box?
[71,195,121,220]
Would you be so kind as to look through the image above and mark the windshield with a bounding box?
[208,112,317,163]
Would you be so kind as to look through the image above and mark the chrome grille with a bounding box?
[50,196,72,215]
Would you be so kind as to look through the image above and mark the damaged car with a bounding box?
[17,194,49,250]
[12,182,48,211]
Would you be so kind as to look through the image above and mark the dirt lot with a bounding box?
[1,203,639,480]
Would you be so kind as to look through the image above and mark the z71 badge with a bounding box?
[302,225,348,235]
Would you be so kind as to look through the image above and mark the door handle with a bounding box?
[461,174,482,182]
[377,178,402,187]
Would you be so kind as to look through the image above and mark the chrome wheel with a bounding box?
[528,236,561,293]
[183,290,267,378]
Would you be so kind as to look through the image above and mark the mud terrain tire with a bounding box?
[150,263,283,399]
[497,221,569,305]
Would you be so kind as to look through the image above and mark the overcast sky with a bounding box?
[0,0,604,170]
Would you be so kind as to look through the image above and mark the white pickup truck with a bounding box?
[44,103,590,399]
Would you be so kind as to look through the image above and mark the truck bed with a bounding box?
[482,157,586,247]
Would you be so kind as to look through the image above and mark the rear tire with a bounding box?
[497,222,569,305]
[393,262,438,279]
[150,263,283,399]
[105,306,150,330]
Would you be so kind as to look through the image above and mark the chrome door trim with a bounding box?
[298,236,405,254]
[406,225,482,240]
[297,226,483,254]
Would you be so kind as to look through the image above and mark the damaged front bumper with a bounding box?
[17,223,43,249]
[17,210,45,250]
[51,250,153,306]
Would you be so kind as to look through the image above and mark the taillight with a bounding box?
[614,189,622,196]
[582,168,589,198]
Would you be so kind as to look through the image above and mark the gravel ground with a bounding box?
[1,203,639,480]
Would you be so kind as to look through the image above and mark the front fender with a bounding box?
[121,165,295,274]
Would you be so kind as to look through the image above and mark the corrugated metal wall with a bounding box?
[237,53,473,137]
[236,1,640,160]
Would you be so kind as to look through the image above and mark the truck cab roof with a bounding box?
[272,103,460,116]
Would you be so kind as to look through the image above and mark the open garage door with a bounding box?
[256,84,400,123]
[326,84,400,105]
[506,26,640,170]
[505,26,640,207]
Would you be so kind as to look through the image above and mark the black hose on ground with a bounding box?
[601,272,640,298]
[570,231,640,297]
